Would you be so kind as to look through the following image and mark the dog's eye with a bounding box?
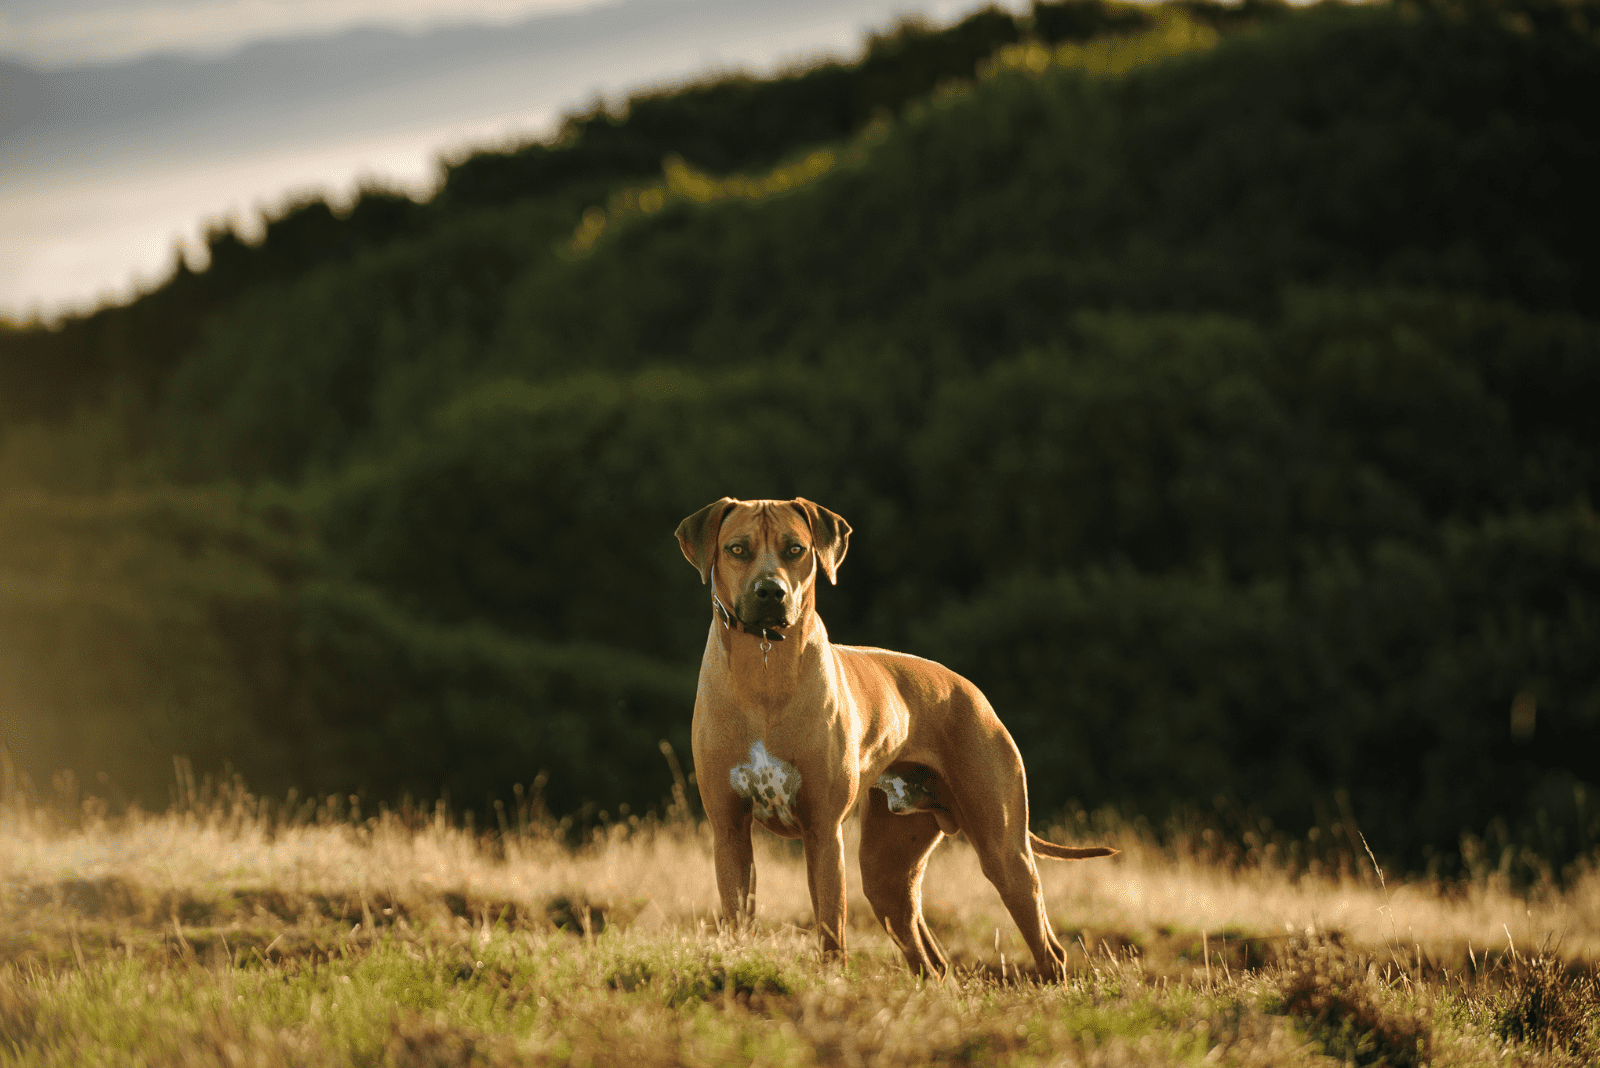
[728,545,745,556]
[788,545,805,556]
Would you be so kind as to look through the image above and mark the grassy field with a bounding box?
[3,782,1598,1066]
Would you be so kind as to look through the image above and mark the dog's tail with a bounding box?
[1029,832,1118,860]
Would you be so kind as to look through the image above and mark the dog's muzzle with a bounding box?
[739,577,792,631]
[710,567,789,642]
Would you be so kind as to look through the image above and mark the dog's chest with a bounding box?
[729,741,802,826]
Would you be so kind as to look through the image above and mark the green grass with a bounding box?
[3,798,1598,1065]
[0,927,1270,1067]
[15,922,1589,1067]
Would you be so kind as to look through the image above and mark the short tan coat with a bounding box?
[676,497,1113,978]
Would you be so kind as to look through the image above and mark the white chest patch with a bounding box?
[875,771,935,815]
[730,741,802,826]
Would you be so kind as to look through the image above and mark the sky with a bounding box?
[0,0,1003,321]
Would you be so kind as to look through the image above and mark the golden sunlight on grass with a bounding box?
[3,786,1598,1066]
[6,792,1595,964]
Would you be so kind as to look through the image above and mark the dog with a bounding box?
[676,497,1115,979]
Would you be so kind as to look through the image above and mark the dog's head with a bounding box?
[675,497,851,631]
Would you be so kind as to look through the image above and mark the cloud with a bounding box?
[0,0,995,316]
[1,0,615,67]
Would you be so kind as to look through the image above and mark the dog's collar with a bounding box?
[710,563,787,643]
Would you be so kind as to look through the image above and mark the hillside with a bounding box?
[1,0,1597,873]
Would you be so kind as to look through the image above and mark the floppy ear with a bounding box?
[676,497,739,585]
[791,498,852,585]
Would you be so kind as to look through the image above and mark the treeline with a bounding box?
[0,0,1283,429]
[1,0,1598,872]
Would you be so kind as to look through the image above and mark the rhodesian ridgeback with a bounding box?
[676,497,1116,979]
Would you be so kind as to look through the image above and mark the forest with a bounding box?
[1,0,1596,875]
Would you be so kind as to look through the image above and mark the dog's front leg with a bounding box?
[711,806,757,929]
[802,822,848,959]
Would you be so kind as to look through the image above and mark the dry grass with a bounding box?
[1273,935,1433,1067]
[3,784,1600,1066]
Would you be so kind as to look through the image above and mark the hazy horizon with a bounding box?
[1,0,1003,321]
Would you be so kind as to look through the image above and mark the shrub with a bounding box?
[1490,947,1600,1056]
[1272,935,1432,1067]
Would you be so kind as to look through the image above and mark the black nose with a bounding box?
[753,578,787,602]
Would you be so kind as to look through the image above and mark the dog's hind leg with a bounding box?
[945,754,1069,978]
[965,812,1069,981]
[978,844,1067,980]
[859,790,949,979]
